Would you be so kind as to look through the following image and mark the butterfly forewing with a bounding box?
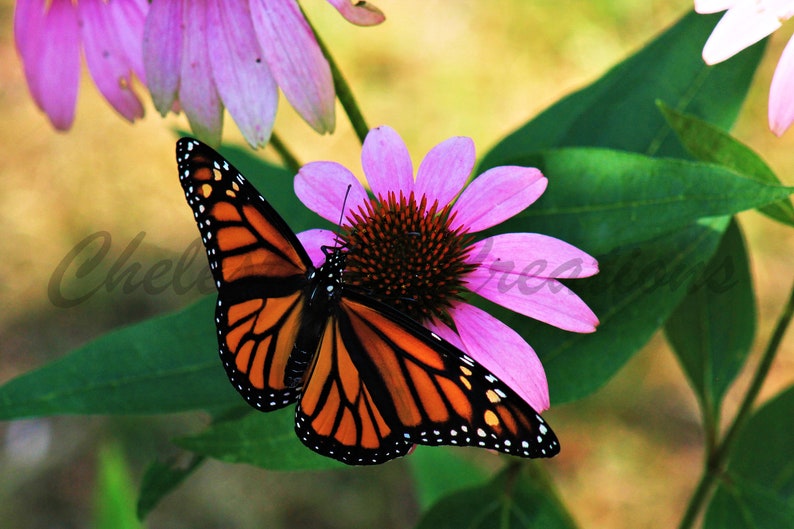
[177,138,315,410]
[176,139,312,291]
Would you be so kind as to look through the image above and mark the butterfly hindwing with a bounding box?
[295,291,560,465]
[215,292,307,410]
[295,316,415,464]
[177,138,314,410]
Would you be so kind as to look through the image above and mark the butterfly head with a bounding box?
[306,245,348,310]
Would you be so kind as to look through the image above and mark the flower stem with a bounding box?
[677,278,794,529]
[307,20,370,145]
[325,43,370,145]
[269,132,301,174]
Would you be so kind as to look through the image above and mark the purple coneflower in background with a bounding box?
[697,0,794,135]
[143,0,383,147]
[294,126,599,412]
[14,0,149,130]
[15,0,384,145]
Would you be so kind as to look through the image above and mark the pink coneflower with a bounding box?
[696,0,794,135]
[143,0,384,148]
[14,0,149,130]
[294,126,599,412]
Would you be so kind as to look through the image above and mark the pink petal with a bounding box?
[143,0,183,115]
[105,0,148,83]
[449,303,550,412]
[701,3,782,64]
[14,0,47,107]
[250,0,335,133]
[15,0,80,130]
[451,166,547,233]
[415,136,474,207]
[426,318,466,350]
[79,0,144,122]
[179,0,223,145]
[465,268,599,333]
[325,0,385,26]
[297,229,338,267]
[467,233,599,280]
[361,126,414,198]
[769,35,794,135]
[694,0,735,14]
[14,0,42,59]
[207,0,277,148]
[295,161,369,224]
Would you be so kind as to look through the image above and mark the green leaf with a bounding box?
[414,466,576,529]
[706,481,794,529]
[93,443,144,529]
[406,447,489,510]
[725,386,794,499]
[136,454,205,521]
[704,386,794,529]
[175,408,344,471]
[658,101,794,227]
[496,148,794,255]
[665,219,755,422]
[479,11,765,170]
[0,297,238,418]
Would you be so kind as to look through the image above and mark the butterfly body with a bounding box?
[286,247,345,387]
[177,138,560,465]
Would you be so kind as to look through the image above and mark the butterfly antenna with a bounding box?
[334,184,353,249]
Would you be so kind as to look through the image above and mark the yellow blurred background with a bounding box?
[1,1,794,528]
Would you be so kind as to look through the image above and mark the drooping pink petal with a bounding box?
[465,268,598,333]
[467,233,599,280]
[15,0,80,130]
[415,136,474,207]
[326,0,385,26]
[79,0,144,122]
[250,0,335,134]
[701,2,782,64]
[694,0,736,14]
[207,0,278,148]
[769,35,794,135]
[447,303,550,412]
[179,0,223,145]
[105,0,148,84]
[362,126,415,198]
[14,0,42,60]
[297,228,338,267]
[451,166,547,233]
[15,0,47,109]
[143,0,183,115]
[295,161,369,224]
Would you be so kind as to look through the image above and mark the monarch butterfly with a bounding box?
[176,138,560,465]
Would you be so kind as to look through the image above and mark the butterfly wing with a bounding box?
[295,290,560,465]
[176,138,315,411]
